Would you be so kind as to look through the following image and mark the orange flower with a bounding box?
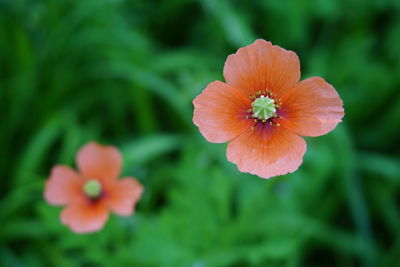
[193,39,344,179]
[44,142,143,233]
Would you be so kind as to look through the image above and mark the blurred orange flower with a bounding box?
[44,142,143,233]
[193,39,344,179]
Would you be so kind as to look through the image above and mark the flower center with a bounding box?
[251,95,276,120]
[83,179,102,198]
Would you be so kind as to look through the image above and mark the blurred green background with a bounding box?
[1,0,400,266]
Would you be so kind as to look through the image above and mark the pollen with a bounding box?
[251,95,277,121]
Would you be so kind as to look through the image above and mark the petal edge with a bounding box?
[279,77,344,137]
[226,124,306,179]
[61,201,109,233]
[77,142,122,182]
[223,39,300,97]
[44,165,83,206]
[105,177,144,216]
[193,81,253,143]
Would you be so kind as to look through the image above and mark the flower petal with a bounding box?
[61,200,109,233]
[44,166,83,205]
[193,81,254,143]
[223,39,300,97]
[77,142,122,182]
[105,177,143,216]
[279,77,344,137]
[226,124,306,179]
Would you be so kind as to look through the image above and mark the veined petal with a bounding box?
[77,142,122,182]
[226,124,306,179]
[105,177,143,216]
[61,200,108,233]
[193,81,254,143]
[223,39,300,97]
[279,77,344,137]
[44,166,83,205]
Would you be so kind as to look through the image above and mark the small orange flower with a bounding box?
[193,39,344,179]
[44,142,143,233]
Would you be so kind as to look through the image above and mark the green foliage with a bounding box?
[1,0,400,266]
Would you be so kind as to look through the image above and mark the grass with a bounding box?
[1,0,400,266]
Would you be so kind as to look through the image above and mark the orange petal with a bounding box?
[226,124,306,179]
[223,39,300,97]
[61,200,109,233]
[193,81,254,143]
[44,166,83,205]
[77,142,122,182]
[279,77,344,137]
[105,177,143,216]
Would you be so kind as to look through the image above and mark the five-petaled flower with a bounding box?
[193,39,344,179]
[44,142,143,233]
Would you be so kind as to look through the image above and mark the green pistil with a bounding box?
[83,179,102,198]
[252,95,277,120]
